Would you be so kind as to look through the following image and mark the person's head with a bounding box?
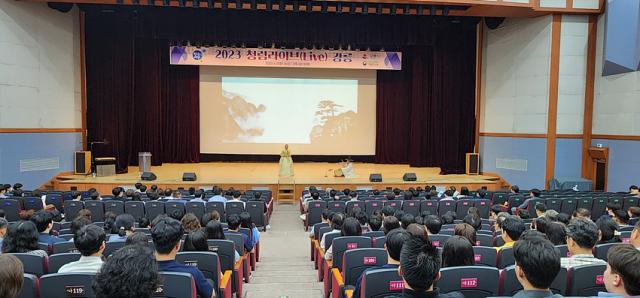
[490,205,503,220]
[321,209,333,223]
[180,213,201,233]
[74,224,106,257]
[151,217,183,256]
[381,206,394,218]
[385,229,411,262]
[566,217,600,253]
[30,210,54,233]
[330,213,345,231]
[169,209,184,221]
[535,203,547,217]
[349,192,358,200]
[284,144,288,150]
[476,189,487,199]
[111,187,124,197]
[138,217,150,229]
[462,214,481,231]
[530,189,541,198]
[501,216,525,243]
[183,229,208,252]
[341,217,362,237]
[510,185,520,194]
[0,254,24,298]
[383,216,400,235]
[467,207,480,218]
[400,214,415,230]
[612,210,630,226]
[544,209,559,221]
[573,208,591,219]
[441,212,455,225]
[124,189,134,198]
[513,231,561,291]
[424,215,442,235]
[628,206,640,219]
[115,214,136,237]
[205,220,226,240]
[70,190,81,201]
[442,236,475,268]
[454,223,477,245]
[459,187,470,196]
[126,232,150,247]
[631,220,640,249]
[0,218,8,238]
[201,211,220,227]
[187,187,196,196]
[310,192,320,201]
[93,245,159,298]
[1,221,40,253]
[443,189,454,198]
[70,216,92,236]
[369,216,382,232]
[606,202,621,216]
[171,191,182,199]
[232,190,241,199]
[398,235,441,292]
[89,191,100,201]
[629,185,639,195]
[403,191,413,201]
[596,215,619,242]
[604,244,640,296]
[239,212,253,229]
[226,214,242,231]
[139,185,147,193]
[545,222,567,245]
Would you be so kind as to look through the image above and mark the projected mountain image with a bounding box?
[220,77,359,144]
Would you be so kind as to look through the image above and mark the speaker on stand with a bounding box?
[466,153,480,175]
[74,151,91,175]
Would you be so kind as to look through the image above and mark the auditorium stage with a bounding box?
[54,162,505,199]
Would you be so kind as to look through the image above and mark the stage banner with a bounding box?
[169,46,402,70]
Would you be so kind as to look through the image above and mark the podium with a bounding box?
[586,147,609,191]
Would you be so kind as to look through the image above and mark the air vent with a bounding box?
[19,157,60,172]
[496,158,528,171]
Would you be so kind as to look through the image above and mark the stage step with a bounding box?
[277,177,296,205]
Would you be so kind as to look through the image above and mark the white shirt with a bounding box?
[58,256,104,273]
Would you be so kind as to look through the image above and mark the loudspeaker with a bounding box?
[182,172,197,181]
[402,173,417,181]
[141,172,157,181]
[466,153,480,175]
[74,151,91,175]
[369,173,382,182]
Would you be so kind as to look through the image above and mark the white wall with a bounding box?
[592,13,640,135]
[480,15,552,134]
[0,1,81,128]
[557,15,588,135]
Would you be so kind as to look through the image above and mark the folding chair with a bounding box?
[360,268,404,298]
[594,243,619,261]
[328,201,346,214]
[428,234,450,248]
[306,201,328,230]
[436,266,500,298]
[246,201,267,230]
[365,201,383,219]
[52,242,78,254]
[456,199,474,220]
[497,247,515,269]
[1,199,21,221]
[474,199,491,219]
[225,202,245,218]
[124,201,145,220]
[18,273,39,298]
[205,201,226,221]
[402,200,420,216]
[84,201,105,222]
[12,253,48,277]
[472,246,497,267]
[157,272,197,298]
[346,201,365,216]
[567,264,606,296]
[500,265,567,296]
[21,197,44,211]
[49,253,81,273]
[63,201,84,222]
[560,198,577,215]
[176,251,232,298]
[39,273,96,297]
[438,201,456,217]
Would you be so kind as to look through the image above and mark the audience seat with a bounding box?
[383,200,401,211]
[545,198,562,213]
[328,201,346,214]
[104,200,125,216]
[103,241,125,257]
[1,199,21,221]
[373,236,386,249]
[124,201,145,220]
[246,201,267,231]
[39,273,96,297]
[207,239,243,297]
[591,198,608,220]
[456,199,474,220]
[18,273,38,298]
[84,201,105,222]
[428,234,450,248]
[49,253,81,273]
[594,243,619,261]
[576,197,594,214]
[45,195,64,213]
[346,201,365,216]
[307,201,328,230]
[496,247,515,269]
[476,234,494,247]
[623,197,638,211]
[205,202,226,222]
[331,248,388,298]
[185,201,206,221]
[175,251,232,298]
[365,201,383,219]
[158,272,197,298]
[360,268,404,298]
[499,265,567,296]
[331,236,372,272]
[436,266,500,298]
[567,264,606,296]
[165,202,186,218]
[21,197,44,212]
[438,201,456,217]
[525,199,545,218]
[507,196,524,211]
[472,246,497,267]
[12,253,48,277]
[474,199,491,218]
[560,198,577,215]
[225,202,245,218]
[401,200,420,216]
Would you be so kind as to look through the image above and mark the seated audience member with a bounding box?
[627,207,640,223]
[629,185,639,197]
[441,212,456,225]
[169,209,185,221]
[510,185,520,195]
[381,206,395,220]
[475,189,487,199]
[612,210,630,226]
[31,210,66,245]
[125,232,150,247]
[226,214,254,252]
[393,235,463,298]
[463,214,481,231]
[205,220,240,262]
[406,223,428,241]
[111,187,126,201]
[183,229,208,251]
[601,244,640,297]
[394,210,406,222]
[457,186,470,199]
[544,210,559,221]
[181,213,202,233]
[352,229,411,298]
[249,192,268,212]
[497,216,526,251]
[386,193,396,201]
[513,189,542,214]
[228,190,245,206]
[103,212,118,235]
[88,190,101,201]
[532,216,549,234]
[354,211,370,232]
[442,236,475,268]
[0,185,9,198]
[512,230,563,298]
[152,217,213,298]
[169,191,187,205]
[572,208,591,220]
[467,207,481,218]
[630,220,640,249]
[94,245,159,298]
[490,205,504,220]
[401,214,415,230]
[535,203,547,218]
[70,190,82,201]
[58,225,105,273]
[325,217,362,260]
[309,209,333,236]
[75,209,92,222]
[545,222,567,246]
[562,218,606,268]
[240,211,260,247]
[191,189,206,202]
[556,213,571,225]
[109,214,136,242]
[0,254,24,298]
[138,217,150,229]
[606,203,622,217]
[207,187,227,205]
[69,217,92,241]
[348,191,359,202]
[1,221,47,257]
[424,215,442,235]
[596,215,622,245]
[454,223,477,246]
[369,216,382,232]
[383,216,401,235]
[440,189,455,201]
[494,212,509,233]
[0,218,8,253]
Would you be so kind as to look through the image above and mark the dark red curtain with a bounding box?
[83,6,476,173]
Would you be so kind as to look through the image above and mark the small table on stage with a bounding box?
[95,157,116,177]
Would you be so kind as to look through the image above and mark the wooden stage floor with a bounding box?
[56,162,504,195]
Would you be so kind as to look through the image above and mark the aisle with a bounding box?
[243,204,323,298]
